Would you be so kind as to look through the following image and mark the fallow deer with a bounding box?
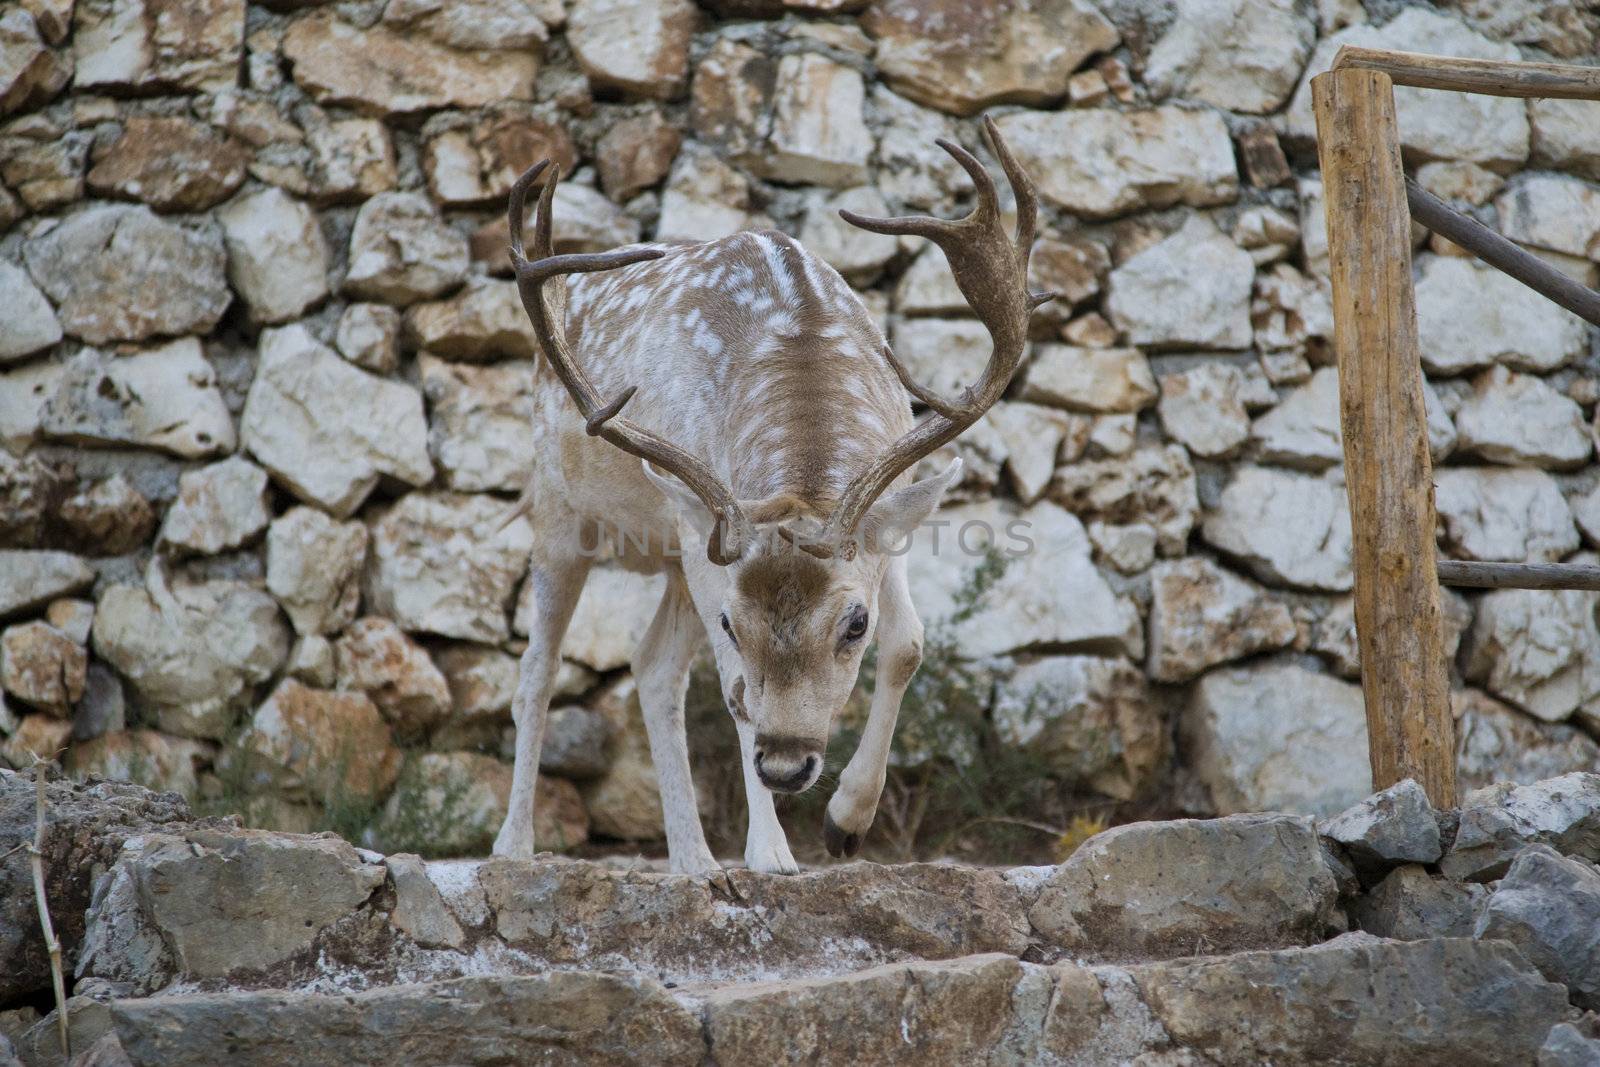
[496,118,1045,874]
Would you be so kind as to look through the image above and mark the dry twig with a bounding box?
[28,756,70,1062]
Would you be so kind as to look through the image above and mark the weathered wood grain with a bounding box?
[1313,67,1456,807]
[1332,46,1600,100]
[1438,560,1600,591]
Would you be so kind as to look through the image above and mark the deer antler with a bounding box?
[508,162,753,565]
[806,116,1049,559]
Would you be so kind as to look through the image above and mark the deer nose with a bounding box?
[753,738,821,794]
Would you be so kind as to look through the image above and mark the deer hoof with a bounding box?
[822,810,863,858]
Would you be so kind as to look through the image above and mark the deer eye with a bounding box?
[843,608,868,642]
[720,612,738,648]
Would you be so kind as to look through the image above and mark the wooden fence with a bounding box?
[1311,50,1600,809]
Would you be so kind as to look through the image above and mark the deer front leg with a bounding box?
[825,555,922,858]
[736,716,800,874]
[633,568,720,876]
[494,549,591,860]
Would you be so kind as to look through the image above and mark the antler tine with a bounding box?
[818,117,1041,559]
[980,115,1038,255]
[507,162,751,566]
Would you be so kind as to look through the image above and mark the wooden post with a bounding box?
[1312,68,1457,807]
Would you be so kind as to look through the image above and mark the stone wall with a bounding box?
[1,0,1599,858]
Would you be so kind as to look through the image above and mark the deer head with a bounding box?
[509,118,1044,793]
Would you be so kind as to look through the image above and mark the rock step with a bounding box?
[58,938,1571,1067]
[74,813,1348,993]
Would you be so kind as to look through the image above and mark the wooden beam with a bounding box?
[1438,560,1600,591]
[1333,45,1600,100]
[1313,67,1457,808]
[1406,180,1600,328]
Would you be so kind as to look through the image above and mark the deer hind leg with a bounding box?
[493,546,591,861]
[633,567,720,875]
[825,554,923,858]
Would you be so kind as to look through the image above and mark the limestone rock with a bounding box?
[567,0,696,101]
[231,679,402,805]
[1530,98,1600,180]
[333,617,451,739]
[73,0,245,94]
[1186,661,1372,816]
[1106,216,1254,350]
[422,111,575,207]
[1030,814,1340,957]
[64,730,209,800]
[408,279,537,363]
[157,456,271,556]
[372,751,586,856]
[479,857,1031,979]
[1050,444,1198,557]
[0,621,84,715]
[0,714,71,767]
[380,0,550,52]
[870,82,970,210]
[0,9,67,116]
[282,10,537,116]
[1202,466,1352,591]
[596,111,680,200]
[81,827,384,987]
[1019,345,1157,414]
[343,192,469,306]
[1252,366,1455,469]
[1146,557,1295,682]
[23,204,229,344]
[1319,778,1442,875]
[216,187,329,325]
[45,599,92,646]
[1476,843,1600,1008]
[364,492,533,644]
[655,142,765,240]
[523,566,662,673]
[1456,688,1600,792]
[1129,937,1567,1065]
[0,773,195,1003]
[988,401,1084,504]
[1443,772,1600,881]
[433,644,518,720]
[1456,365,1591,469]
[798,187,898,282]
[92,574,289,731]
[1156,363,1255,459]
[0,360,61,452]
[40,340,235,459]
[241,324,433,517]
[1351,863,1485,940]
[995,107,1237,220]
[385,852,463,950]
[687,35,776,166]
[56,475,157,557]
[1415,254,1588,375]
[0,129,88,212]
[1435,467,1577,563]
[1286,8,1530,170]
[106,974,703,1065]
[1251,263,1333,358]
[906,498,1132,659]
[991,655,1161,800]
[1463,586,1600,722]
[299,111,397,204]
[335,304,401,374]
[1144,0,1314,114]
[548,182,642,253]
[0,551,91,620]
[1542,1022,1600,1067]
[85,116,248,213]
[1496,173,1600,261]
[265,506,367,637]
[863,0,1119,116]
[0,260,60,364]
[889,318,998,400]
[753,53,872,188]
[419,355,537,494]
[539,705,609,779]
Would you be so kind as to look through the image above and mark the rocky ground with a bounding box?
[2,0,1600,863]
[7,770,1600,1064]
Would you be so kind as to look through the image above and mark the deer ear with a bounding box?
[861,457,962,551]
[644,461,718,536]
